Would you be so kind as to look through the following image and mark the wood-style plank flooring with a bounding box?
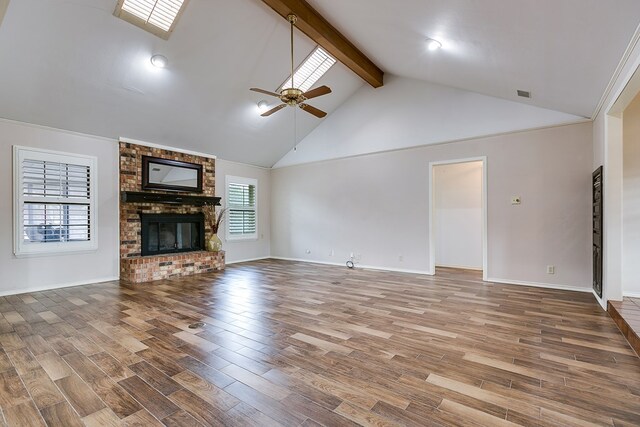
[0,260,639,426]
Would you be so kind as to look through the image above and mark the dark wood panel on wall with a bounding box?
[593,166,603,298]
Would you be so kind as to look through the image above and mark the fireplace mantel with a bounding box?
[121,191,221,206]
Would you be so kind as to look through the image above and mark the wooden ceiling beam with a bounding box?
[260,0,384,88]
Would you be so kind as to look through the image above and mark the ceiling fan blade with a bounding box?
[303,85,332,100]
[250,88,281,98]
[261,103,287,117]
[299,103,327,118]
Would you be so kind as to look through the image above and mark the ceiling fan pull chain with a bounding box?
[293,107,298,151]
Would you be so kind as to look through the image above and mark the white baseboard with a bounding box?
[623,291,640,298]
[269,258,594,294]
[593,290,607,310]
[355,263,433,275]
[226,256,270,265]
[269,256,433,275]
[0,276,120,297]
[435,264,483,271]
[485,277,592,293]
[268,256,340,268]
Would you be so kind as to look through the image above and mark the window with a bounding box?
[226,176,257,240]
[279,47,336,93]
[114,0,189,39]
[13,146,98,257]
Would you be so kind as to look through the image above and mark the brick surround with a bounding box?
[119,142,224,282]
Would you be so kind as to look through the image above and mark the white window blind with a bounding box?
[14,146,98,256]
[280,47,336,93]
[121,0,184,31]
[114,0,188,39]
[226,176,257,240]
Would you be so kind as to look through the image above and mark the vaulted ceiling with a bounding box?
[0,0,639,167]
[310,0,640,119]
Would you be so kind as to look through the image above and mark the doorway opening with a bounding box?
[429,157,487,280]
[605,62,640,303]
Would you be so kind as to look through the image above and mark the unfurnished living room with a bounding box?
[2,0,640,426]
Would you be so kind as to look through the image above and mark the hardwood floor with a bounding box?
[0,260,638,426]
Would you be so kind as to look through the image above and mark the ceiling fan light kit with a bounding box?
[150,54,168,68]
[257,100,270,113]
[250,14,331,118]
[426,38,442,51]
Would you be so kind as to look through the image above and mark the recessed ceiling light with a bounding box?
[150,54,168,68]
[257,100,270,113]
[426,38,442,51]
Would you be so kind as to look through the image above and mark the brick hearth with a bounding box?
[120,251,225,283]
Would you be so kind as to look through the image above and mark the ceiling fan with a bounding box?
[250,14,332,118]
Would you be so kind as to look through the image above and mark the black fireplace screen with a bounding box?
[140,213,204,256]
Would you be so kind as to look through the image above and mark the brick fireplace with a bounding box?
[119,141,224,283]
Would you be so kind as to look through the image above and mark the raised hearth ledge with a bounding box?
[120,251,225,283]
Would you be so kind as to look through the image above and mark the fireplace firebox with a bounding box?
[140,213,205,256]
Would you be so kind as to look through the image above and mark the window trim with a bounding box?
[225,175,258,242]
[13,145,99,257]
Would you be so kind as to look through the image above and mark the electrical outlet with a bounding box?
[330,249,334,256]
[511,196,522,205]
[546,265,555,274]
[398,254,404,262]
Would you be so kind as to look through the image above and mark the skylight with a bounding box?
[114,0,188,39]
[280,47,336,93]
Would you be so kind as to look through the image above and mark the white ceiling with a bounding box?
[309,0,640,119]
[0,0,363,167]
[0,0,638,167]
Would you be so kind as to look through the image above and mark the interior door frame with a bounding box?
[428,156,488,280]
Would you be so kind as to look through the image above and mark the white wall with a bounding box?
[215,159,270,263]
[623,93,640,297]
[0,119,119,295]
[275,75,585,168]
[271,122,593,291]
[434,162,483,270]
